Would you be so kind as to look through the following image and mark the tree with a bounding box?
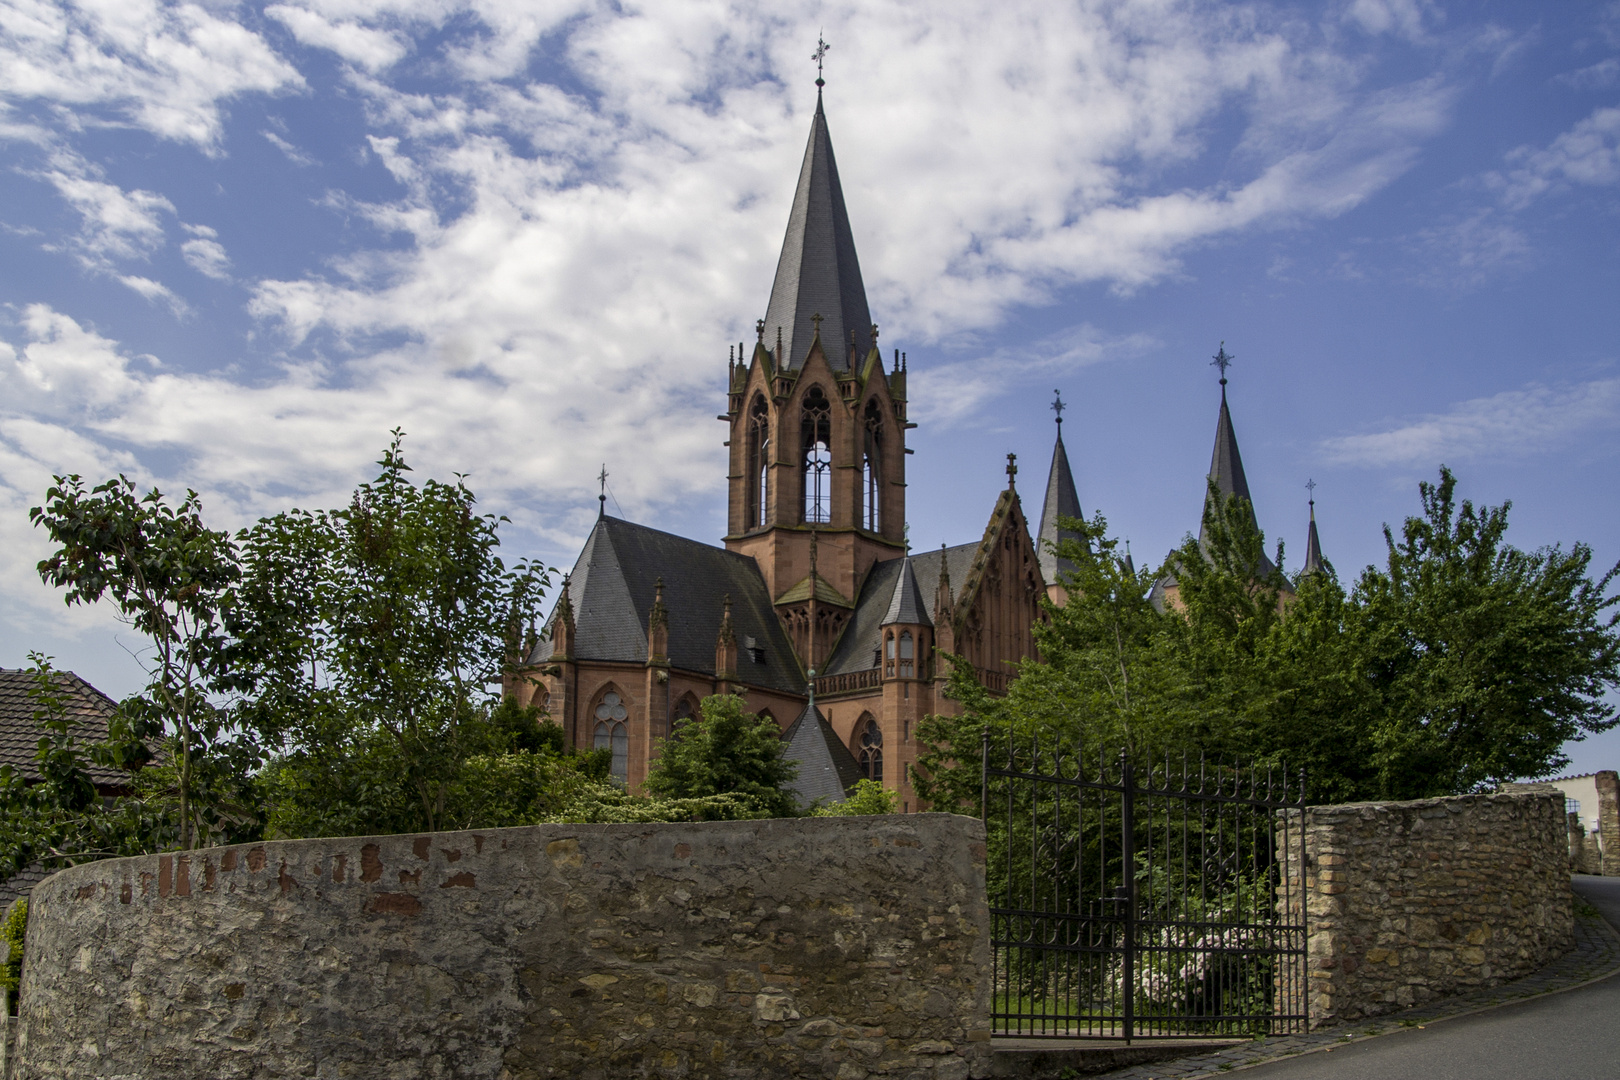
[31,478,259,848]
[642,694,799,817]
[235,432,552,835]
[1353,467,1620,796]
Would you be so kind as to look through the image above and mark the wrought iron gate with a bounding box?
[981,734,1308,1040]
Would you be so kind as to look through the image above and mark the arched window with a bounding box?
[856,714,882,782]
[672,694,699,737]
[884,632,896,677]
[801,388,832,524]
[863,399,883,532]
[593,691,629,784]
[747,396,770,529]
[537,691,551,716]
[899,631,915,678]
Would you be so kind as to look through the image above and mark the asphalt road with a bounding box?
[1235,876,1620,1080]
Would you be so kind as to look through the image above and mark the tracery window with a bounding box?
[899,631,915,679]
[593,691,629,784]
[884,632,896,678]
[747,396,770,529]
[802,387,832,524]
[863,399,883,532]
[856,714,883,783]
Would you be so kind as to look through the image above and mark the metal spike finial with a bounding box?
[1211,342,1234,387]
[776,325,783,360]
[597,464,608,519]
[813,34,830,89]
[1051,389,1066,427]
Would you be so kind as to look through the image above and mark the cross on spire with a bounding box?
[1051,389,1066,427]
[1306,478,1317,504]
[1006,452,1018,487]
[810,311,823,338]
[1211,342,1234,386]
[597,464,608,519]
[813,34,830,89]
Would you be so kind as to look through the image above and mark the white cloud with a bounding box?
[262,128,315,165]
[265,4,410,73]
[1496,105,1620,209]
[1343,0,1438,42]
[1321,378,1620,467]
[0,0,303,147]
[1554,58,1620,90]
[43,157,173,262]
[181,236,231,279]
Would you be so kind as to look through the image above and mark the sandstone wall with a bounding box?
[1279,792,1573,1027]
[12,815,990,1080]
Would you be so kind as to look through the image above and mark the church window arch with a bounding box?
[899,631,915,678]
[884,632,896,677]
[855,714,882,783]
[592,689,630,784]
[672,694,700,737]
[801,387,832,524]
[862,398,883,532]
[747,395,771,529]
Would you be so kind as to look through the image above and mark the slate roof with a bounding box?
[822,543,978,676]
[529,517,804,694]
[1189,383,1282,582]
[0,668,128,791]
[880,557,930,627]
[1037,428,1084,584]
[781,702,864,808]
[1302,502,1324,577]
[0,864,48,908]
[761,94,874,373]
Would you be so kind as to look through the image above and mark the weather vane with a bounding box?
[1051,389,1066,427]
[597,464,609,518]
[813,34,830,88]
[1211,342,1234,385]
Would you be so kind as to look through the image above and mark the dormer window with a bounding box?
[744,635,765,664]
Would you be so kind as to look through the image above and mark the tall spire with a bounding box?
[1038,389,1084,584]
[1200,346,1257,549]
[761,90,873,372]
[1302,480,1324,576]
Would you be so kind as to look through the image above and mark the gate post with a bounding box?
[1121,750,1135,1043]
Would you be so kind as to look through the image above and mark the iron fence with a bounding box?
[981,733,1308,1041]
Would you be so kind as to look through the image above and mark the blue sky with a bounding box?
[2,0,1618,777]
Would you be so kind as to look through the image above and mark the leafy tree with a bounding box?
[1,899,25,1002]
[31,480,259,848]
[235,432,552,835]
[642,694,799,817]
[1353,467,1620,796]
[811,778,898,816]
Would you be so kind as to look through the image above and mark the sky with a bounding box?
[2,0,1618,778]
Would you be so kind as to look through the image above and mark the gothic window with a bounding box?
[899,631,915,678]
[593,691,629,784]
[856,714,882,783]
[863,399,883,531]
[884,632,896,677]
[801,387,832,524]
[672,694,699,736]
[747,396,770,529]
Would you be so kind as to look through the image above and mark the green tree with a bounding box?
[642,694,799,817]
[31,478,259,848]
[811,778,898,816]
[235,432,552,835]
[1353,466,1620,796]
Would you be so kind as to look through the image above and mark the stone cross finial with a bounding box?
[756,318,765,342]
[1006,452,1018,487]
[810,312,823,338]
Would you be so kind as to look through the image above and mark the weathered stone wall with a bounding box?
[1278,792,1573,1027]
[13,815,990,1080]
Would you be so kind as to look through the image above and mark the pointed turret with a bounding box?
[761,94,874,371]
[1302,483,1324,577]
[881,556,931,628]
[1122,541,1135,579]
[1038,390,1084,597]
[1201,345,1257,549]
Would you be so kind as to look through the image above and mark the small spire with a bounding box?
[776,324,783,360]
[1122,540,1135,578]
[812,33,829,90]
[1051,389,1065,429]
[597,464,608,519]
[1006,452,1018,488]
[811,311,823,339]
[1302,480,1324,576]
[756,318,765,342]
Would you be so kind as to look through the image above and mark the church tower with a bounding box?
[722,90,909,669]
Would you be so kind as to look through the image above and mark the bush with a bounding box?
[2,899,26,1003]
[811,779,898,816]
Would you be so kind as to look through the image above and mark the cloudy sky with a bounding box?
[3,0,1618,775]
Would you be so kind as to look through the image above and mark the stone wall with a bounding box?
[12,815,990,1080]
[1279,792,1573,1027]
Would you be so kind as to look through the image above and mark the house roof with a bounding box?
[0,668,128,791]
[760,94,874,373]
[822,543,978,676]
[0,864,48,909]
[1037,428,1083,584]
[781,701,864,808]
[529,516,804,694]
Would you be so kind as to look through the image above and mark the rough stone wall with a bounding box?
[1597,771,1620,876]
[13,815,990,1080]
[1279,793,1573,1027]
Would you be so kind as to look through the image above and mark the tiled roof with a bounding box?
[760,94,874,373]
[781,702,864,808]
[880,557,930,627]
[0,668,127,790]
[530,517,805,694]
[0,864,48,908]
[822,543,978,676]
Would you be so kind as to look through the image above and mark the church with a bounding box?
[509,85,1318,811]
